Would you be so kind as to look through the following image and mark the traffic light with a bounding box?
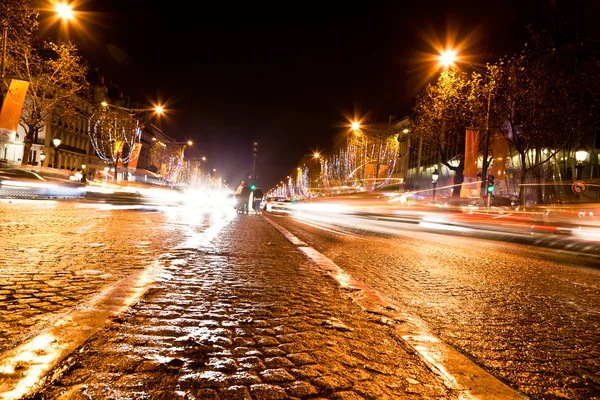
[250,183,256,191]
[486,175,495,193]
[252,141,259,155]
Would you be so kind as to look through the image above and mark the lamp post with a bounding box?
[1,19,7,103]
[432,168,439,202]
[575,145,588,180]
[52,138,61,169]
[39,153,46,168]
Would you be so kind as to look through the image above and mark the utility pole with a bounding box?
[479,91,492,206]
[1,20,8,105]
[251,141,259,183]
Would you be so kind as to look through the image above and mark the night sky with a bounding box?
[53,0,570,190]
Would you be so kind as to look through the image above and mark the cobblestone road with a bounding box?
[0,200,189,353]
[272,214,600,400]
[2,201,459,399]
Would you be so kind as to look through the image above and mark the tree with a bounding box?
[0,0,38,95]
[88,106,142,175]
[492,30,577,207]
[412,69,488,197]
[4,1,89,167]
[148,142,187,183]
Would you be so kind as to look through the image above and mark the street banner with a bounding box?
[365,163,376,190]
[491,133,509,180]
[460,129,480,197]
[127,143,143,170]
[0,79,29,142]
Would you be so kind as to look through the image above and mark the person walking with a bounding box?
[253,186,264,213]
[236,180,246,195]
[239,183,252,214]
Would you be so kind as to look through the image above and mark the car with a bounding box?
[264,197,294,214]
[0,168,85,199]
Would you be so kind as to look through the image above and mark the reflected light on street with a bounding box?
[0,333,68,400]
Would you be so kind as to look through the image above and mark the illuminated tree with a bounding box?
[148,142,187,183]
[321,123,399,192]
[88,106,142,175]
[412,69,489,197]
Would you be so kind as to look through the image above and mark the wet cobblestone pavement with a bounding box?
[271,215,600,400]
[18,208,456,399]
[0,201,188,355]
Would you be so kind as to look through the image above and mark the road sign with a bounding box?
[571,180,588,195]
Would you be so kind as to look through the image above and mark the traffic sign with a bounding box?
[571,180,588,195]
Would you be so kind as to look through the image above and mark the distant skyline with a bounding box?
[45,0,585,190]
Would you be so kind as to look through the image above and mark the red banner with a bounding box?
[460,129,480,197]
[0,79,29,142]
[127,143,143,170]
[491,133,509,180]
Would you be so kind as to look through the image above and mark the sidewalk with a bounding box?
[21,215,455,399]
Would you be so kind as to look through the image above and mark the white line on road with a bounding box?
[264,215,526,400]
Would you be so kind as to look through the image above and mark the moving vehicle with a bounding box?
[263,196,294,214]
[0,168,85,199]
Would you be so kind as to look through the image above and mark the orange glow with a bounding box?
[55,2,74,20]
[439,49,457,68]
[407,23,486,92]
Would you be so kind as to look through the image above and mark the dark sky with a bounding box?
[56,0,570,190]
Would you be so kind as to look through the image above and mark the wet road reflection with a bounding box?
[270,210,600,399]
[0,200,236,398]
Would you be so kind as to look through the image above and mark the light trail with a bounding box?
[292,216,367,240]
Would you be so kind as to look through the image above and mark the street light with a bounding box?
[439,50,457,68]
[54,3,74,20]
[39,153,46,168]
[52,138,61,169]
[575,145,588,180]
[101,101,164,115]
[432,168,439,202]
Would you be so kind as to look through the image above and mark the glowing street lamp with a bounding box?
[39,153,46,167]
[575,145,588,180]
[101,101,164,115]
[52,138,61,168]
[439,49,457,68]
[351,121,360,131]
[431,168,439,202]
[55,3,74,20]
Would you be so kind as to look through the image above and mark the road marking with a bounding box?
[0,260,163,400]
[292,216,367,240]
[264,215,526,399]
